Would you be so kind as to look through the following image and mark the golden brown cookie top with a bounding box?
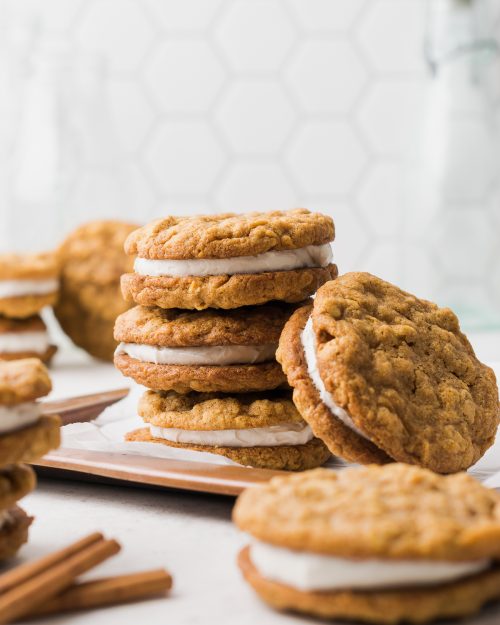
[0,252,59,281]
[58,220,138,286]
[125,210,334,260]
[312,272,499,473]
[0,315,46,334]
[0,358,51,405]
[233,464,500,561]
[114,304,297,347]
[139,389,303,430]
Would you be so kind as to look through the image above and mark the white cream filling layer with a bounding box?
[134,243,333,277]
[0,402,40,434]
[301,317,368,440]
[0,331,50,354]
[251,542,490,591]
[116,342,277,366]
[149,422,313,447]
[0,278,58,298]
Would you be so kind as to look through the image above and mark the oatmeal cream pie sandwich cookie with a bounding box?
[127,390,330,470]
[0,252,59,319]
[0,315,57,363]
[234,464,500,624]
[0,359,60,465]
[114,304,293,393]
[121,210,337,310]
[278,272,499,473]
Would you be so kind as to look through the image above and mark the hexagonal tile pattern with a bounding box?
[215,82,296,154]
[286,41,366,113]
[215,0,296,72]
[357,0,426,73]
[77,0,155,72]
[287,122,367,195]
[6,0,84,31]
[144,40,225,112]
[357,163,402,236]
[302,201,369,273]
[143,0,223,31]
[143,121,226,194]
[286,0,367,32]
[357,80,427,156]
[107,79,155,154]
[430,210,495,279]
[360,242,403,284]
[215,162,297,212]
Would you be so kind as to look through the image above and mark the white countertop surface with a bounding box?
[10,332,500,624]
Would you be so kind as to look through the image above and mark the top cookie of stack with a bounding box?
[121,209,337,310]
[115,209,336,471]
[0,253,59,364]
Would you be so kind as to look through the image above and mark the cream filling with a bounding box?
[149,422,314,447]
[0,331,50,354]
[0,402,40,434]
[251,542,490,591]
[134,243,333,277]
[0,278,58,298]
[115,342,277,366]
[301,317,368,440]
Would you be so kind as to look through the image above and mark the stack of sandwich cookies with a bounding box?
[234,464,500,624]
[0,316,57,364]
[0,253,59,363]
[121,210,337,310]
[0,359,60,559]
[127,390,330,471]
[278,271,500,472]
[117,209,335,470]
[114,305,290,393]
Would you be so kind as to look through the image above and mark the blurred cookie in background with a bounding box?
[54,220,138,362]
[0,315,57,363]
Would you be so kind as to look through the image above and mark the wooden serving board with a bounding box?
[34,389,284,496]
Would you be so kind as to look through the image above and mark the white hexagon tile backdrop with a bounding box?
[0,0,499,329]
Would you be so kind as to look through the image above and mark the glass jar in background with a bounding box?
[0,23,132,253]
[404,0,500,330]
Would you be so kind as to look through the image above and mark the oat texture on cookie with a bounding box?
[117,209,335,470]
[234,464,500,624]
[278,272,499,473]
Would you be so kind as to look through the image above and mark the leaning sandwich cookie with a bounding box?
[121,210,337,310]
[0,252,59,319]
[278,272,499,473]
[0,315,57,363]
[114,304,293,393]
[0,359,60,465]
[234,464,500,624]
[126,390,330,470]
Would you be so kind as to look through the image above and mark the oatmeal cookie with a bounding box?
[55,220,138,361]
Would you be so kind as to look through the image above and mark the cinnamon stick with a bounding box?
[26,569,172,618]
[0,532,103,594]
[0,538,120,624]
